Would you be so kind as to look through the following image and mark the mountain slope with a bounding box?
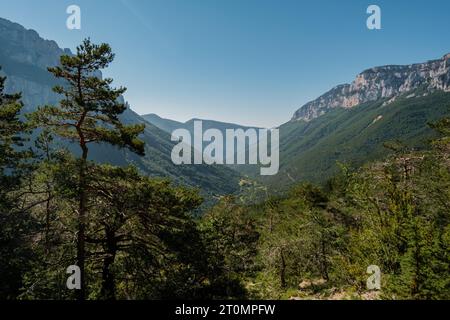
[293,54,450,122]
[236,54,450,190]
[142,113,264,165]
[143,54,450,192]
[256,90,450,190]
[141,113,263,135]
[140,113,185,134]
[272,53,450,189]
[0,17,241,197]
[235,52,450,190]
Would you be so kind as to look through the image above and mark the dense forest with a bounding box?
[1,39,449,300]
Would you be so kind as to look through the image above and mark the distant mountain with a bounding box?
[0,17,241,199]
[141,113,263,136]
[238,54,450,190]
[141,113,186,134]
[269,90,450,189]
[292,54,450,121]
[143,55,450,192]
[142,114,265,171]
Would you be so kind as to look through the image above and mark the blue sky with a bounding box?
[1,0,449,127]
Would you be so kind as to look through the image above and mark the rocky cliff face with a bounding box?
[0,17,70,111]
[292,54,450,122]
[0,18,67,68]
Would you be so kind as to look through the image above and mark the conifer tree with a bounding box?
[0,69,35,298]
[29,40,145,299]
[0,68,28,179]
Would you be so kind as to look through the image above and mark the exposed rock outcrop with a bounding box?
[292,54,450,121]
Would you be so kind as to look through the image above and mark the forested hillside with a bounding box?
[202,118,450,299]
[254,91,450,190]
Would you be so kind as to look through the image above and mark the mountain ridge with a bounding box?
[292,53,450,122]
[141,113,263,135]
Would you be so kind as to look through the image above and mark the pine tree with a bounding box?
[29,40,145,300]
[0,69,35,299]
[0,68,29,179]
[85,165,203,299]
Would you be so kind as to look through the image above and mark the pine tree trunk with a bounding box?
[320,237,329,281]
[76,144,88,301]
[76,73,88,300]
[280,248,286,289]
[101,230,117,300]
[45,188,51,253]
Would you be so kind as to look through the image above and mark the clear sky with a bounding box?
[1,0,449,127]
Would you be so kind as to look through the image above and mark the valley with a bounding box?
[1,12,449,302]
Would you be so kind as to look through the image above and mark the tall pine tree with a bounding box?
[29,40,145,299]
